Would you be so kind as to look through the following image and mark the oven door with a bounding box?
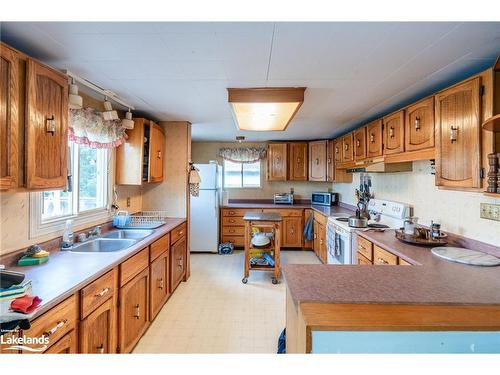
[330,225,351,264]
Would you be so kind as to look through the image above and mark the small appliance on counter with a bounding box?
[311,192,338,206]
[273,192,294,205]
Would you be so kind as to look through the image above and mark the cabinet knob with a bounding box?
[356,139,360,147]
[370,133,375,143]
[415,116,421,131]
[134,304,140,319]
[157,150,162,159]
[450,126,459,143]
[315,158,319,165]
[344,144,348,151]
[377,258,388,264]
[158,278,164,289]
[389,127,395,138]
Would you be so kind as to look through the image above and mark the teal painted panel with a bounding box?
[311,331,500,353]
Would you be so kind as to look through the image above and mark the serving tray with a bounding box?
[395,228,448,247]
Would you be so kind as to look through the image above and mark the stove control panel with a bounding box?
[367,199,409,220]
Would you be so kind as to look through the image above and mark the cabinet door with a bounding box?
[405,97,435,151]
[116,118,144,185]
[148,123,164,183]
[326,140,335,182]
[319,223,327,263]
[288,142,308,181]
[313,220,320,257]
[342,134,353,162]
[80,298,116,354]
[353,127,367,161]
[150,250,170,320]
[435,78,481,188]
[383,111,405,155]
[308,140,327,181]
[170,236,186,293]
[44,330,77,354]
[282,216,303,248]
[26,59,68,189]
[333,139,342,163]
[0,45,19,190]
[267,143,287,181]
[366,119,383,158]
[118,268,149,353]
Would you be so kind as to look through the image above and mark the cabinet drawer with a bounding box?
[150,233,170,261]
[170,223,187,244]
[222,208,259,217]
[222,226,245,236]
[44,330,77,354]
[81,268,117,319]
[399,258,412,266]
[374,245,398,265]
[262,208,303,217]
[23,294,77,353]
[221,235,245,247]
[222,216,245,226]
[313,211,327,226]
[357,253,372,265]
[120,248,149,287]
[357,236,373,261]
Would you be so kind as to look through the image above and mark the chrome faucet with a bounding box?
[77,226,102,243]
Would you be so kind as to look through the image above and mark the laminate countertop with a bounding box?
[2,218,186,320]
[222,202,354,217]
[283,229,500,306]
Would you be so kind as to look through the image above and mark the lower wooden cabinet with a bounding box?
[44,330,77,354]
[282,216,303,248]
[80,298,116,354]
[170,236,187,293]
[150,249,171,320]
[313,217,327,263]
[118,268,149,353]
[357,253,372,265]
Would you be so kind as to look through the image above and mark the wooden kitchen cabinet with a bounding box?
[435,77,481,189]
[0,44,19,190]
[366,119,383,158]
[282,216,303,248]
[405,97,435,152]
[308,140,327,181]
[26,59,68,190]
[357,253,372,265]
[170,234,187,293]
[373,245,398,265]
[288,142,308,181]
[326,140,335,182]
[333,139,342,163]
[80,298,116,354]
[150,249,171,320]
[383,110,405,155]
[118,268,149,353]
[116,118,165,185]
[267,143,288,181]
[342,133,354,162]
[313,212,327,263]
[44,330,77,354]
[354,127,367,161]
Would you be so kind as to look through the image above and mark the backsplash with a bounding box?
[333,160,500,246]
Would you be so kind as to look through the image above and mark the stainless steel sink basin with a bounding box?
[101,229,154,240]
[70,238,136,253]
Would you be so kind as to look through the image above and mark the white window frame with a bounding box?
[223,159,262,189]
[29,145,114,238]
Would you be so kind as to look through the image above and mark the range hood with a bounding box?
[346,157,413,173]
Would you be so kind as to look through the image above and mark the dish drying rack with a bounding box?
[114,211,169,229]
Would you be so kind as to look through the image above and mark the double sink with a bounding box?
[69,229,154,253]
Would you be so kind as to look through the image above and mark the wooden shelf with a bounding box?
[482,114,500,132]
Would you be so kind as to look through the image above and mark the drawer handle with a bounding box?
[178,230,184,236]
[389,126,395,138]
[344,144,348,151]
[320,239,324,245]
[95,287,110,298]
[46,115,56,135]
[415,116,421,131]
[377,257,389,264]
[229,229,235,233]
[229,211,235,215]
[178,257,183,268]
[158,278,164,289]
[370,133,375,143]
[356,139,360,147]
[134,304,140,319]
[157,150,162,159]
[450,126,458,143]
[230,219,235,223]
[43,319,67,338]
[97,344,104,354]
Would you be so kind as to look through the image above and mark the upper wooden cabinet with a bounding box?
[405,97,435,152]
[383,110,405,155]
[333,139,342,163]
[288,142,308,181]
[308,140,327,181]
[267,143,288,181]
[26,59,68,190]
[435,77,481,188]
[353,127,367,161]
[326,140,335,182]
[366,119,383,158]
[116,118,165,185]
[342,133,354,162]
[0,45,19,190]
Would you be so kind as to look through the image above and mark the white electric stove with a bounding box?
[326,199,410,265]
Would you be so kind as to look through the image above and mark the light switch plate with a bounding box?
[480,203,500,221]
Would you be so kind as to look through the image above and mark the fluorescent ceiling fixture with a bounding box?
[228,88,306,131]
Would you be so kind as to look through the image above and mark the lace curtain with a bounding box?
[69,108,127,148]
[218,147,267,163]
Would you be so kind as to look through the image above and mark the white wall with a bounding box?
[333,160,500,246]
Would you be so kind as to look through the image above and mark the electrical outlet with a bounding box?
[126,197,131,208]
[480,203,500,222]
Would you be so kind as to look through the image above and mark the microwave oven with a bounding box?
[311,192,338,206]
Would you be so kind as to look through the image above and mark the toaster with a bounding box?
[273,193,294,205]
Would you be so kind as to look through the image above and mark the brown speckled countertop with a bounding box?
[283,229,500,306]
[222,202,355,217]
[2,218,186,319]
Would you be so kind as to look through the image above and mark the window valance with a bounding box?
[218,147,267,163]
[69,108,127,149]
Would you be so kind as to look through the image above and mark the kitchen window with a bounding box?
[30,142,112,237]
[223,160,261,188]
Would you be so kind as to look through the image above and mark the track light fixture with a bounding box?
[102,96,119,121]
[68,77,83,109]
[121,108,135,130]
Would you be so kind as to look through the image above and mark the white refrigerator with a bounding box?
[189,163,222,253]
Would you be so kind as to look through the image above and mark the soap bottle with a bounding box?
[61,219,74,249]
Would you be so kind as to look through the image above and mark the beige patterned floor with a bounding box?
[133,250,320,353]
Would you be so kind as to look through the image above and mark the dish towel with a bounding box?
[188,165,201,197]
[303,215,314,241]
